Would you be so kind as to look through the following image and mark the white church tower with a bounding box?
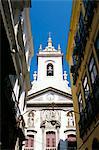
[23,35,76,150]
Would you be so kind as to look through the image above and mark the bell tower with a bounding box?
[31,34,71,94]
[37,34,63,80]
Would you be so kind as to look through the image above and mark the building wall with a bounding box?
[24,108,76,150]
[66,0,99,149]
[38,56,63,81]
[0,0,33,149]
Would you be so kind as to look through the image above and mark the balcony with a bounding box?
[72,14,88,80]
[92,74,99,115]
[72,2,96,82]
[83,0,96,29]
[79,95,94,138]
[94,32,99,60]
[79,75,99,138]
[70,65,78,85]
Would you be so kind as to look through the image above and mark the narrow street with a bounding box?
[1,0,99,150]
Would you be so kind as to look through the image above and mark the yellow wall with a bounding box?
[66,0,99,149]
[66,0,81,64]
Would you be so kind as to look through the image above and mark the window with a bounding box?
[92,138,99,150]
[47,138,50,147]
[88,56,98,84]
[72,54,78,65]
[30,136,34,147]
[25,135,34,148]
[83,0,88,9]
[94,32,99,60]
[47,63,54,76]
[83,75,90,100]
[78,92,83,113]
[25,139,28,147]
[52,138,55,147]
[79,12,84,36]
[67,134,77,150]
[46,131,56,149]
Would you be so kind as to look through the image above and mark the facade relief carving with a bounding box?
[28,111,34,127]
[41,110,60,122]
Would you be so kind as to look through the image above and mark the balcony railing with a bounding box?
[71,2,97,85]
[70,65,78,85]
[79,95,98,138]
[72,13,88,76]
[79,75,99,138]
[94,32,99,60]
[92,74,99,115]
[84,0,96,29]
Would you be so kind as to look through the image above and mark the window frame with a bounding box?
[94,32,99,60]
[78,92,83,113]
[88,54,98,85]
[25,135,34,148]
[82,74,90,102]
[52,138,55,147]
[46,131,56,148]
[47,63,54,76]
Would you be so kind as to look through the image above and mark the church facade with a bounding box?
[23,36,76,150]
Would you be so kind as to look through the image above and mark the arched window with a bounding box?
[47,63,54,76]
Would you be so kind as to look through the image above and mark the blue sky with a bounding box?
[30,0,72,86]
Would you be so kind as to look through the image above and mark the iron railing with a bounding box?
[71,1,96,85]
[79,75,99,138]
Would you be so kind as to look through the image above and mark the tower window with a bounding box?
[47,63,54,76]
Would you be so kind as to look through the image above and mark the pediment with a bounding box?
[26,87,72,105]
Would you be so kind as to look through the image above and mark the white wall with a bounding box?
[38,56,63,81]
[24,109,76,150]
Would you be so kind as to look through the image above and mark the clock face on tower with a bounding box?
[47,93,54,101]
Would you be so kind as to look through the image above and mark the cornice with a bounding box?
[37,53,63,57]
[27,87,72,100]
